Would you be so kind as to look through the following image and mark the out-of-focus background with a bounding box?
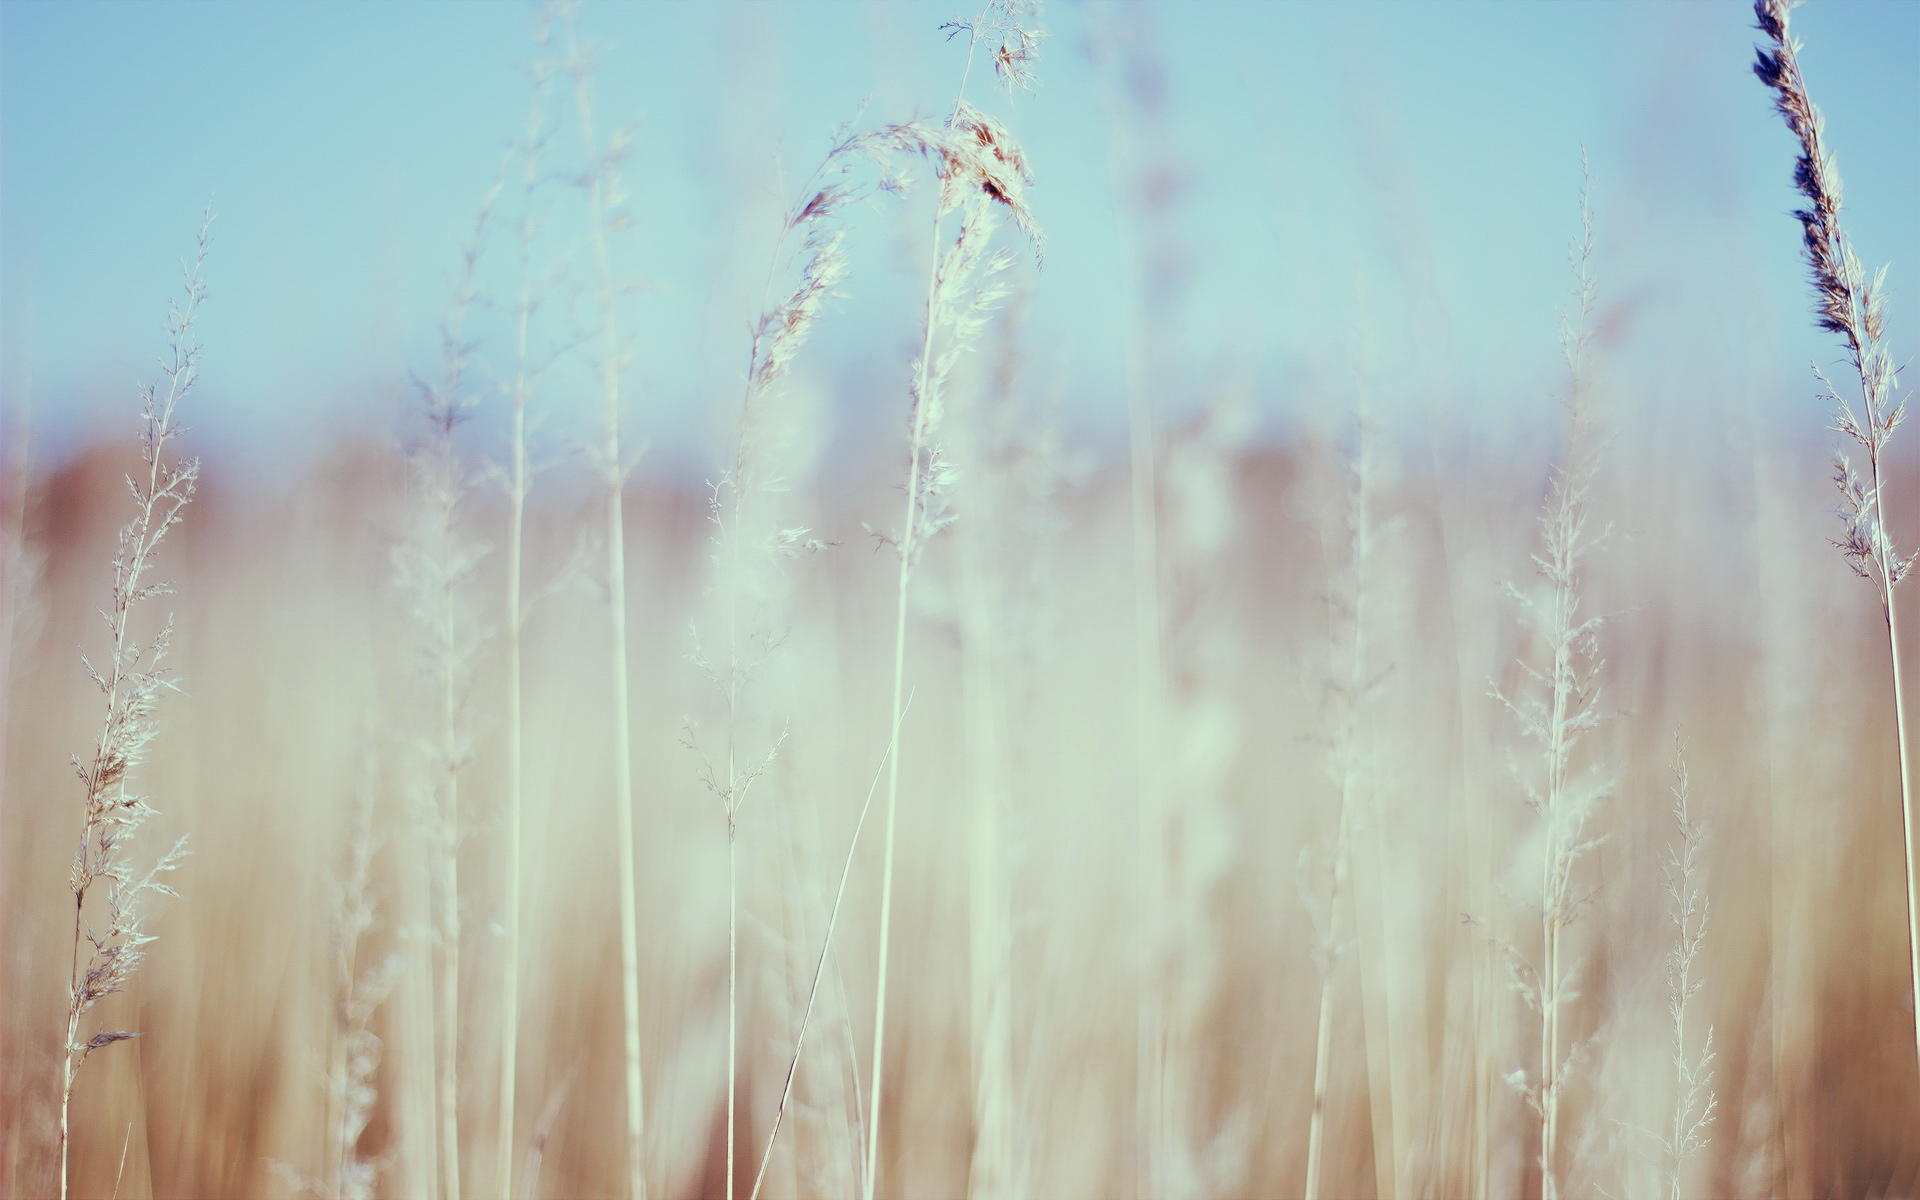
[3,0,1918,1197]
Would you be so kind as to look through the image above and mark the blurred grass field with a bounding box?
[3,425,1918,1196]
[5,2,1920,1198]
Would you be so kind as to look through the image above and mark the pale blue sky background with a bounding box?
[2,0,1916,481]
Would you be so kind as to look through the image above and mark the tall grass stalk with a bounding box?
[1491,171,1609,1200]
[562,14,648,1195]
[397,184,500,1200]
[58,210,210,1200]
[689,123,891,1200]
[1751,0,1918,1083]
[863,7,1042,1196]
[496,20,559,1193]
[1304,397,1389,1200]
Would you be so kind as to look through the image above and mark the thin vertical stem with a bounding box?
[1126,323,1165,1200]
[728,824,739,1200]
[1885,594,1918,1073]
[437,622,462,1200]
[865,16,995,1198]
[567,22,647,1194]
[499,276,529,1200]
[864,336,930,1200]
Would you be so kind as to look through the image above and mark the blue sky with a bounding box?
[2,0,1916,479]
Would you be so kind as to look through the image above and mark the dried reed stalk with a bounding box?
[396,174,502,1200]
[686,116,890,1200]
[497,15,560,1193]
[1751,0,1918,1084]
[863,6,1042,1197]
[562,12,648,1194]
[1303,395,1391,1200]
[1490,170,1610,1200]
[58,209,211,1200]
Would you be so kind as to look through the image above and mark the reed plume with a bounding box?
[686,117,902,1200]
[1751,0,1918,1084]
[58,208,211,1200]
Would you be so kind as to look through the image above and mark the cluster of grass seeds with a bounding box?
[58,209,210,1200]
[1301,388,1395,1200]
[684,116,899,1200]
[738,121,978,1200]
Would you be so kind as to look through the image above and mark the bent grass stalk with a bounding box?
[58,209,210,1200]
[751,700,909,1200]
[689,126,876,1200]
[400,182,500,1200]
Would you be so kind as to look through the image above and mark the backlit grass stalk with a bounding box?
[496,16,559,1194]
[563,14,648,1195]
[863,7,1042,1197]
[397,185,498,1200]
[739,116,975,1200]
[1303,402,1389,1200]
[687,124,893,1200]
[1490,172,1609,1200]
[58,209,210,1200]
[1751,0,1918,1081]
